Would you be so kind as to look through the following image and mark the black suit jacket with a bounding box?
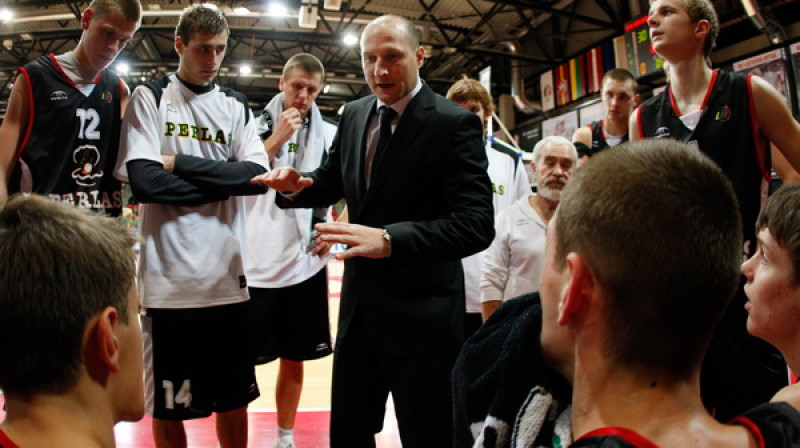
[279,83,494,356]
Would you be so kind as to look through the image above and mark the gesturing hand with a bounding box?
[251,167,314,193]
[314,222,389,260]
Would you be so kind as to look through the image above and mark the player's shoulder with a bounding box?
[490,138,521,160]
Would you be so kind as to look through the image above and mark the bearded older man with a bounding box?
[480,135,577,320]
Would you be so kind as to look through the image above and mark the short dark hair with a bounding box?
[283,53,325,81]
[757,183,800,285]
[554,139,741,379]
[175,3,229,45]
[602,68,637,90]
[88,0,142,24]
[0,195,136,397]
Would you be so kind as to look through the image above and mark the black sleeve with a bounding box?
[126,159,230,206]
[173,154,268,196]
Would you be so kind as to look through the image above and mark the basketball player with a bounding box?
[0,0,141,214]
[115,4,268,447]
[631,0,800,420]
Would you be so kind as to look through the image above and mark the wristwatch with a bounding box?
[382,228,392,257]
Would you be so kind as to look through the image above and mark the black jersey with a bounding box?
[636,69,786,421]
[636,70,769,256]
[9,54,124,216]
[570,402,800,448]
[588,120,627,153]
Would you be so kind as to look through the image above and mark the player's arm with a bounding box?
[119,86,231,206]
[0,75,30,208]
[751,76,800,173]
[120,78,131,119]
[168,154,268,196]
[771,144,800,184]
[572,126,592,147]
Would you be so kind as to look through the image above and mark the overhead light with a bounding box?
[240,65,252,75]
[343,33,358,46]
[2,39,12,51]
[298,3,318,29]
[323,84,331,94]
[233,7,250,15]
[268,2,288,17]
[323,0,342,10]
[0,8,13,23]
[115,62,129,74]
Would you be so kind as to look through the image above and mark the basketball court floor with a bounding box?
[0,259,403,447]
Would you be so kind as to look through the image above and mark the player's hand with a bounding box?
[273,107,303,145]
[314,222,389,260]
[307,231,332,257]
[162,155,175,173]
[251,167,313,192]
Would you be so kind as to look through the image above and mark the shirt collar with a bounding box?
[375,75,423,117]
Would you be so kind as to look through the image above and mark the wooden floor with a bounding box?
[1,259,403,447]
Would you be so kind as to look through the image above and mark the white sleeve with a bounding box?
[232,105,269,169]
[510,156,531,202]
[114,86,165,182]
[480,206,513,303]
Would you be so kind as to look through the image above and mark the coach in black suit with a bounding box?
[255,15,494,447]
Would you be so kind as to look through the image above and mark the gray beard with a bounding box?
[538,184,562,201]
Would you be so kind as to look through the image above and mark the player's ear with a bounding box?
[81,8,94,31]
[175,36,185,56]
[95,307,122,373]
[558,252,596,325]
[694,19,710,42]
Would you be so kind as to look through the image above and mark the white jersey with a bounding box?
[462,138,530,313]
[238,96,338,288]
[480,195,546,303]
[116,74,269,309]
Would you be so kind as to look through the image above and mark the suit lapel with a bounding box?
[363,85,435,207]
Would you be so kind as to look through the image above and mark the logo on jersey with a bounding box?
[715,105,731,121]
[654,127,671,139]
[165,122,230,145]
[71,145,104,187]
[288,142,298,153]
[50,90,68,101]
[101,91,113,104]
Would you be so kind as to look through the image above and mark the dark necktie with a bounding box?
[374,106,397,166]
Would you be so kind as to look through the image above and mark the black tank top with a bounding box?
[588,120,627,153]
[637,70,769,257]
[10,54,123,216]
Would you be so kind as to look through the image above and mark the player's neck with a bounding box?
[670,57,713,116]
[603,118,627,137]
[571,365,748,447]
[1,393,115,448]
